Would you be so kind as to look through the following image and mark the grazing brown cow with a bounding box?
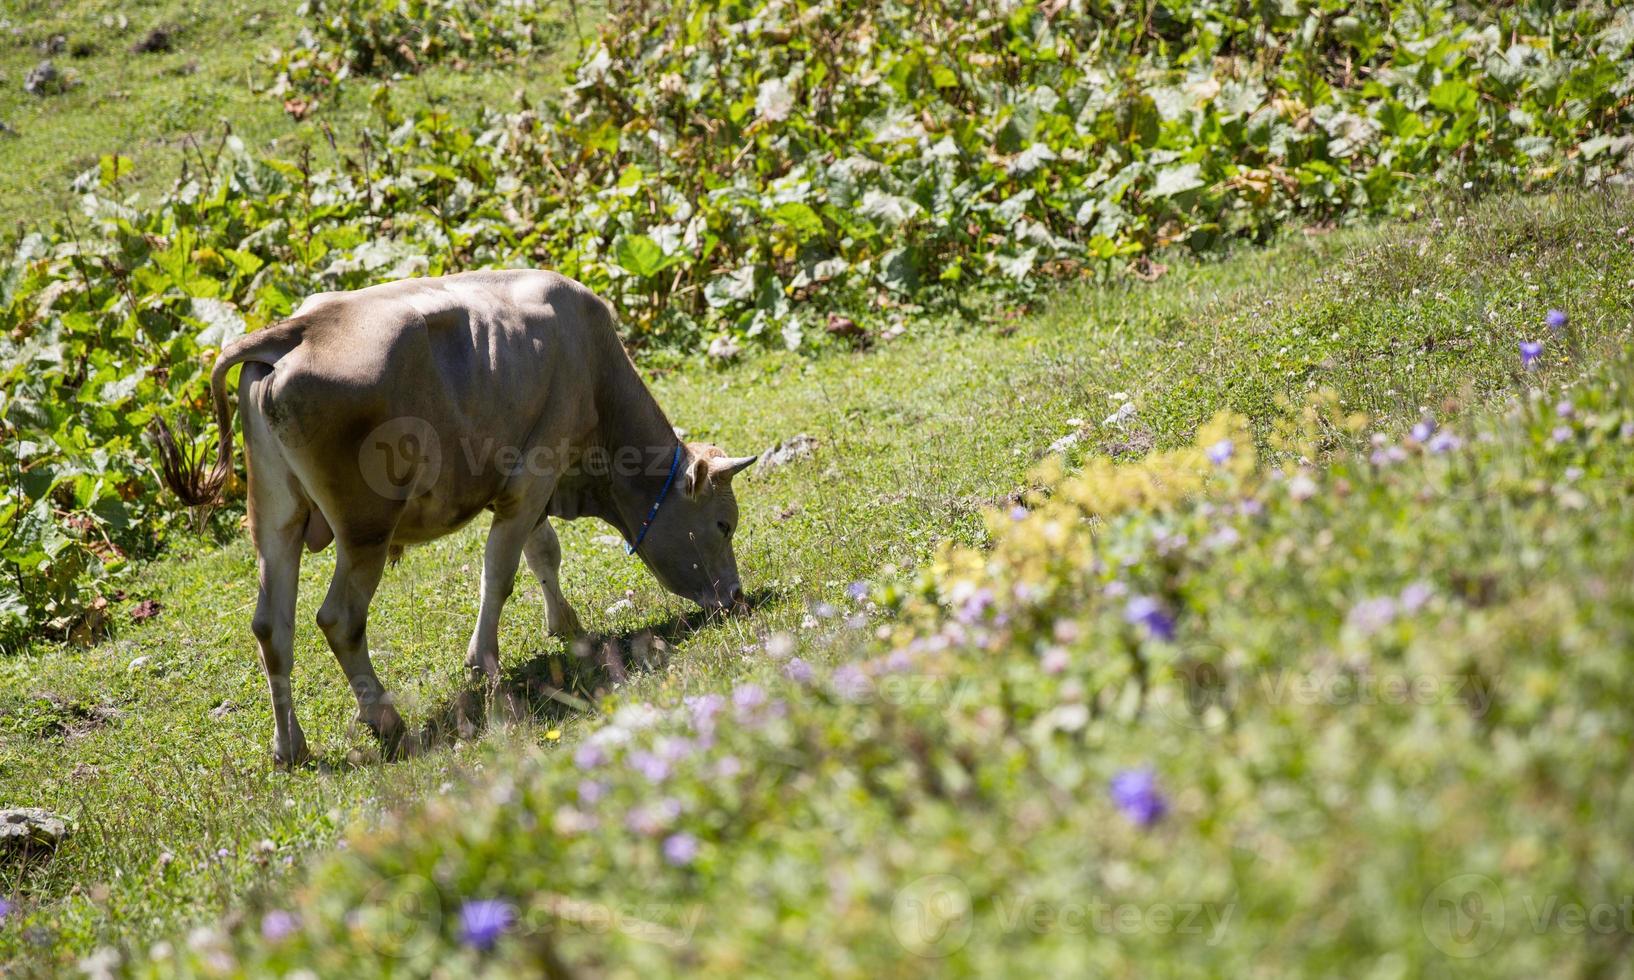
[154,270,754,766]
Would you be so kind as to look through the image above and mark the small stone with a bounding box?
[24,60,62,96]
[0,808,71,859]
[1047,431,1082,455]
[755,434,819,473]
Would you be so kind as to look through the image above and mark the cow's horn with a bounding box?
[711,454,758,479]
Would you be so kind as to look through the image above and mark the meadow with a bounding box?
[2,0,1633,975]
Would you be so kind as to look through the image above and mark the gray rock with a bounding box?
[23,60,60,96]
[756,433,819,474]
[0,808,70,858]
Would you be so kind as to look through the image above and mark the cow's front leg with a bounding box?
[316,538,409,757]
[464,512,536,679]
[524,518,582,639]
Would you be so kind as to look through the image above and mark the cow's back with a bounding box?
[254,270,611,543]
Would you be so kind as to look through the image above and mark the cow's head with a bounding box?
[634,443,756,611]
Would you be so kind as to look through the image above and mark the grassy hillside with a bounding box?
[2,188,1630,974]
[4,0,1631,651]
[0,0,583,217]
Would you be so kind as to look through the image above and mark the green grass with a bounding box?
[2,188,1630,974]
[0,0,588,219]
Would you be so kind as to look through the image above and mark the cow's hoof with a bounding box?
[360,704,410,758]
[464,647,502,681]
[272,734,310,769]
[547,605,584,639]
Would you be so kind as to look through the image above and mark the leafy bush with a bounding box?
[133,321,1634,973]
[266,0,570,104]
[4,0,1634,645]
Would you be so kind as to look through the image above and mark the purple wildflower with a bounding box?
[573,742,608,771]
[1520,341,1544,369]
[955,587,995,625]
[713,755,743,779]
[0,897,11,923]
[1040,647,1070,675]
[783,657,814,684]
[1552,426,1574,444]
[1371,443,1408,466]
[663,832,700,867]
[260,910,299,943]
[685,693,726,732]
[1411,417,1436,442]
[846,581,870,602]
[1399,582,1433,613]
[657,737,695,764]
[811,601,838,619]
[1206,439,1234,465]
[732,683,767,719]
[1124,596,1176,642]
[1546,309,1568,333]
[628,750,671,784]
[1347,596,1398,635]
[1426,430,1462,455]
[833,663,871,701]
[1009,504,1029,521]
[1109,768,1168,827]
[1556,400,1575,419]
[577,779,606,805]
[457,899,515,952]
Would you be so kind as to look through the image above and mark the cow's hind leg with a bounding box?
[316,537,410,757]
[252,515,308,767]
[241,363,309,767]
[524,518,582,639]
[463,511,538,679]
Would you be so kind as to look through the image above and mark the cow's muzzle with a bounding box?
[700,583,748,613]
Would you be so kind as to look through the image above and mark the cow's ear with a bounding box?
[710,455,758,481]
[683,453,713,498]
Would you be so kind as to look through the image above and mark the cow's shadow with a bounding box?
[403,587,777,756]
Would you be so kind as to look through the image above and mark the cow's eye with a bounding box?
[718,521,733,540]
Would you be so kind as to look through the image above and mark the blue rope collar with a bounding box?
[627,445,684,555]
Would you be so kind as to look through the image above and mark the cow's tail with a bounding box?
[150,318,307,507]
